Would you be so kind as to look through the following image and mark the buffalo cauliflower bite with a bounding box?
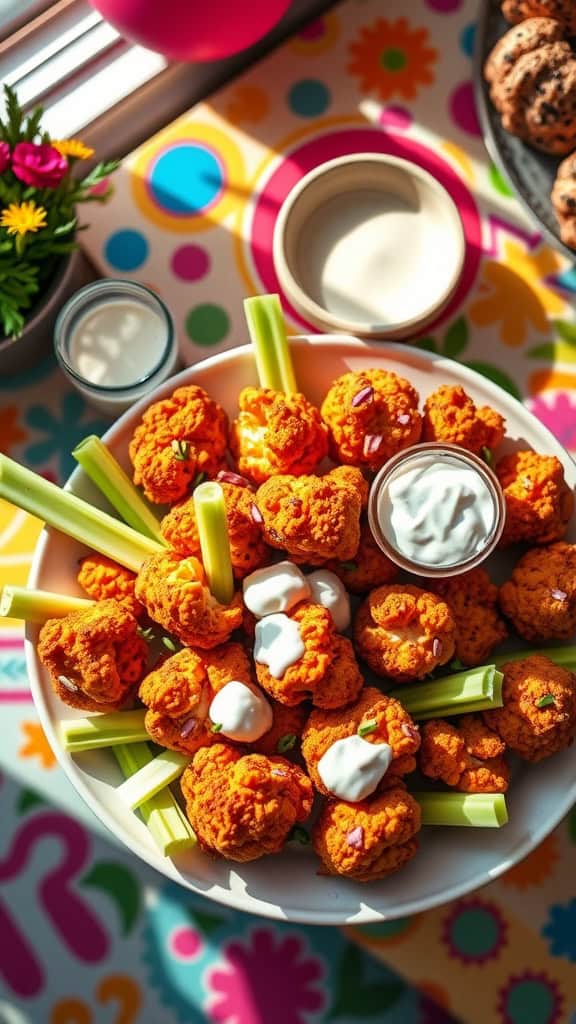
[326,517,398,594]
[180,742,313,861]
[129,385,228,505]
[422,385,505,456]
[499,542,576,641]
[483,655,576,762]
[429,569,507,666]
[160,479,271,580]
[135,552,242,649]
[139,642,253,755]
[354,584,456,682]
[255,466,367,563]
[313,783,421,882]
[77,553,144,619]
[302,686,421,796]
[229,387,329,484]
[251,701,308,756]
[420,716,509,792]
[37,599,148,712]
[320,369,421,470]
[495,450,573,546]
[255,603,363,708]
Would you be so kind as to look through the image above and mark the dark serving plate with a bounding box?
[474,0,575,261]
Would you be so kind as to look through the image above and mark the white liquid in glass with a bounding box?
[68,299,167,387]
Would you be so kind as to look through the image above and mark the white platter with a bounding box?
[26,336,576,924]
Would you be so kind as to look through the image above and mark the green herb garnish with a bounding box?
[138,626,156,642]
[288,825,310,845]
[192,471,206,488]
[481,446,493,465]
[161,635,178,653]
[277,733,297,753]
[339,561,358,572]
[171,439,190,461]
[358,719,378,737]
[536,694,556,709]
[211,722,223,734]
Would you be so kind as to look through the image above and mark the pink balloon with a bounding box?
[90,0,291,61]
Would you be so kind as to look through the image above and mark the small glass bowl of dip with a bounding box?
[367,442,506,578]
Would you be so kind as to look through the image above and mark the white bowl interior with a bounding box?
[26,336,576,924]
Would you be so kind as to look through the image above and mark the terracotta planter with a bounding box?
[0,249,93,375]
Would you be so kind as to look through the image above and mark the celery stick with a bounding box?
[0,585,93,623]
[193,481,234,605]
[114,743,195,856]
[415,792,508,828]
[390,666,495,716]
[0,455,163,572]
[116,749,190,810]
[72,436,166,545]
[61,710,148,752]
[408,671,504,721]
[244,294,297,393]
[494,647,576,670]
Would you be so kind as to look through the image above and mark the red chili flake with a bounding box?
[216,470,252,488]
[363,434,383,457]
[397,413,411,425]
[401,723,419,740]
[180,717,197,739]
[351,385,374,407]
[433,638,443,657]
[251,503,264,524]
[551,588,567,602]
[346,826,364,850]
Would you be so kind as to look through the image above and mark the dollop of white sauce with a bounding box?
[243,561,311,617]
[317,734,392,802]
[208,680,273,742]
[254,613,305,678]
[379,453,496,568]
[307,569,351,632]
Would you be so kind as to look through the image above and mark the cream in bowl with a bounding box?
[273,154,465,340]
[368,443,505,577]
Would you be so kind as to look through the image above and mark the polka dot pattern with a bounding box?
[171,245,210,282]
[288,79,331,117]
[185,304,230,346]
[450,81,481,137]
[149,144,224,215]
[104,229,148,271]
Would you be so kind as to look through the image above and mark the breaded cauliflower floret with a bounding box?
[252,701,309,756]
[180,742,313,861]
[160,480,271,580]
[136,552,242,649]
[320,369,421,470]
[326,517,398,594]
[302,686,421,795]
[255,603,363,708]
[499,542,576,641]
[496,450,573,546]
[255,466,366,563]
[129,385,228,504]
[77,553,144,619]
[139,642,252,754]
[37,599,148,712]
[354,584,456,682]
[429,569,507,667]
[420,716,509,792]
[483,655,576,762]
[229,387,328,484]
[422,385,505,456]
[313,783,420,882]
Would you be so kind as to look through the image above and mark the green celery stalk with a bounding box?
[415,792,508,828]
[390,666,497,718]
[0,455,164,572]
[72,436,166,545]
[193,481,234,605]
[61,710,148,751]
[407,671,504,721]
[0,585,93,622]
[114,743,195,856]
[116,749,190,810]
[244,294,297,393]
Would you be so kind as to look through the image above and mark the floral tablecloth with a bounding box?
[2,0,576,1021]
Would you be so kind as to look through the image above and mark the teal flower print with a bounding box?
[24,391,109,481]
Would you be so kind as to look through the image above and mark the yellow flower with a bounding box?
[52,138,95,160]
[0,200,47,237]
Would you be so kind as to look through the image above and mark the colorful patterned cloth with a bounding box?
[1,0,576,1021]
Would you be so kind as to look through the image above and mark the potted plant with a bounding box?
[0,85,118,373]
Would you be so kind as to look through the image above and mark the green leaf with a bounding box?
[327,945,404,1019]
[185,906,227,936]
[412,336,437,353]
[16,788,47,814]
[80,861,141,935]
[464,361,522,401]
[442,316,468,358]
[554,319,576,345]
[526,341,576,364]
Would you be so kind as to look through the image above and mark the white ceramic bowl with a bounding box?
[26,337,576,924]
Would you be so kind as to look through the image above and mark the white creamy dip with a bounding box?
[253,613,305,678]
[307,569,351,632]
[208,680,272,742]
[243,561,311,618]
[317,734,392,802]
[378,453,496,568]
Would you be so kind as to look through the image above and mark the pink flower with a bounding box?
[529,393,576,451]
[207,928,325,1024]
[0,142,10,174]
[12,142,67,188]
